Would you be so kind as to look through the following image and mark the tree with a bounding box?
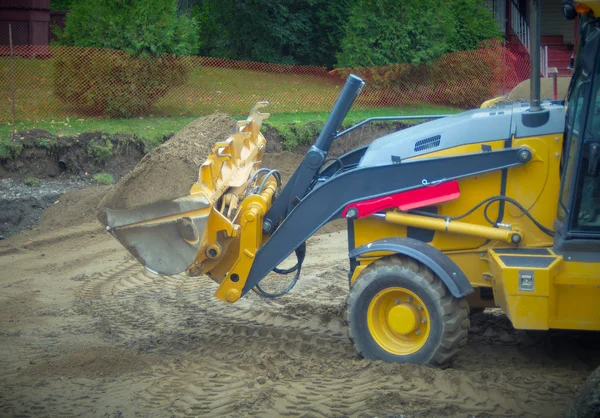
[193,0,351,68]
[54,0,199,117]
[448,0,501,52]
[57,0,198,57]
[336,0,499,68]
[50,0,74,9]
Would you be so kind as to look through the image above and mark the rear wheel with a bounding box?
[346,255,469,366]
[567,366,600,418]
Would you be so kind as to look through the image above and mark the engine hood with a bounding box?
[358,100,565,168]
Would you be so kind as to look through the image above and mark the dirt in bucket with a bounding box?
[97,113,237,223]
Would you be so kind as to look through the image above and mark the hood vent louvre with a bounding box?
[414,135,441,152]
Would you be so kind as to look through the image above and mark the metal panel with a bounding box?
[499,255,556,267]
[493,248,551,255]
[358,107,513,168]
[348,237,473,298]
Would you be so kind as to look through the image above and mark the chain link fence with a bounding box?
[1,33,532,124]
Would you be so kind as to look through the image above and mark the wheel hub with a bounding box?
[387,303,420,335]
[367,287,431,355]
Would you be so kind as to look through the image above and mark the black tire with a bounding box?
[567,366,600,418]
[346,255,469,366]
[469,307,485,315]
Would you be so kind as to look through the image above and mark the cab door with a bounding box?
[556,19,600,252]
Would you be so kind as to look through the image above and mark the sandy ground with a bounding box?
[0,223,598,417]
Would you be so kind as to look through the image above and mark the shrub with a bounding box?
[53,0,198,117]
[54,48,190,117]
[0,137,24,161]
[336,0,500,68]
[24,177,41,187]
[93,172,114,185]
[269,121,324,150]
[86,136,114,164]
[56,0,198,57]
[334,39,509,109]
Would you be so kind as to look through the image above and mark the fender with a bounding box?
[348,237,474,298]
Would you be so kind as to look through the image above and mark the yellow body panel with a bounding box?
[551,261,600,330]
[503,134,562,247]
[351,132,600,332]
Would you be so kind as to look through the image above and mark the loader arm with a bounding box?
[238,146,532,296]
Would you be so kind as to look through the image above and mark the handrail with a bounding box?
[333,115,449,139]
[510,0,548,77]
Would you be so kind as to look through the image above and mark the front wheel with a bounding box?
[346,255,469,366]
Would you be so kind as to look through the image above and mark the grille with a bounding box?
[414,135,441,152]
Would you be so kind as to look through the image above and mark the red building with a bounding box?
[0,0,51,56]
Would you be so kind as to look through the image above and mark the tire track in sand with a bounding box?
[71,258,592,417]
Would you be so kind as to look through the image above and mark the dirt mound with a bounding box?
[261,151,303,184]
[38,186,112,233]
[98,113,236,218]
[261,151,345,234]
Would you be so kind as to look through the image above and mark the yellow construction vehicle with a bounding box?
[101,0,600,367]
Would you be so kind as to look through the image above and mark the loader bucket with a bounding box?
[101,103,270,276]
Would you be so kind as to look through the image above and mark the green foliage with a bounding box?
[449,0,502,52]
[36,136,58,149]
[336,0,500,67]
[53,0,198,117]
[50,0,73,10]
[86,136,113,164]
[57,0,198,57]
[267,121,324,150]
[338,39,505,109]
[193,0,351,67]
[54,49,190,117]
[0,137,24,160]
[24,177,41,187]
[93,172,114,185]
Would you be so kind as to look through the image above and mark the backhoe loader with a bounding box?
[101,0,600,367]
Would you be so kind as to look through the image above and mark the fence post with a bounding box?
[8,24,16,129]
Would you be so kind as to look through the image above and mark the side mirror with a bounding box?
[589,141,600,176]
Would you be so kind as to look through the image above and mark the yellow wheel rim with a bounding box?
[367,287,431,355]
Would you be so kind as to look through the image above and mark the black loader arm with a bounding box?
[242,146,532,295]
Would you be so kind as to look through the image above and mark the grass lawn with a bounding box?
[1,105,461,143]
[1,55,344,122]
[2,52,464,125]
[265,105,460,129]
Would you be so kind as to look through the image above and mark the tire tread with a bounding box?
[346,255,469,367]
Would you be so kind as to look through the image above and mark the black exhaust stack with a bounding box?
[523,0,549,126]
[262,74,365,233]
[529,0,542,112]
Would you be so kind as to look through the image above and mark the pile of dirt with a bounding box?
[261,150,346,234]
[261,151,303,184]
[38,185,112,233]
[98,113,236,219]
